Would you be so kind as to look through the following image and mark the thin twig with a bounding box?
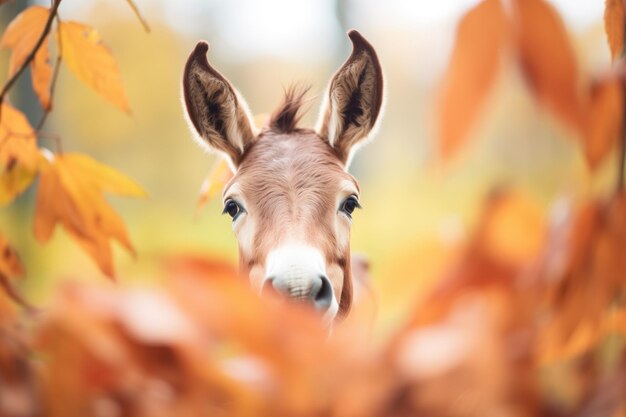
[35,14,64,132]
[618,84,625,191]
[125,0,150,33]
[0,272,38,313]
[0,0,62,121]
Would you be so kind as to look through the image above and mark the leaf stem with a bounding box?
[125,0,150,33]
[0,0,62,121]
[35,14,63,132]
[618,87,625,190]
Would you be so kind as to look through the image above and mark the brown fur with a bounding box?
[318,30,384,164]
[182,30,384,320]
[183,42,255,165]
[268,85,311,133]
[233,130,357,315]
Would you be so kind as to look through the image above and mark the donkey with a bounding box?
[182,30,383,323]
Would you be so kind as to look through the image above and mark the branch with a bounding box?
[35,15,64,132]
[125,0,150,33]
[0,0,62,120]
[0,272,38,313]
[618,83,625,191]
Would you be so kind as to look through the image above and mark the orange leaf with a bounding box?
[513,0,583,130]
[437,0,508,161]
[0,6,49,76]
[480,189,546,266]
[57,21,131,113]
[583,76,624,170]
[61,153,147,198]
[0,104,40,205]
[605,0,625,62]
[32,35,53,110]
[197,157,233,212]
[0,232,24,279]
[34,152,145,277]
[0,6,53,110]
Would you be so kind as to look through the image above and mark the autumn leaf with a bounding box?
[57,21,131,113]
[478,190,546,266]
[34,152,146,277]
[0,232,24,280]
[437,0,508,161]
[31,35,53,110]
[583,76,624,170]
[0,6,49,76]
[0,6,53,110]
[605,0,625,62]
[197,157,233,212]
[60,153,147,198]
[513,0,583,130]
[0,104,40,206]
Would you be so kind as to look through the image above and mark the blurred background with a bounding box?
[0,0,613,334]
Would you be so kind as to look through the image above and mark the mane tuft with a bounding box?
[268,84,311,133]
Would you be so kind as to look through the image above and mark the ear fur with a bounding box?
[182,41,256,168]
[316,30,384,167]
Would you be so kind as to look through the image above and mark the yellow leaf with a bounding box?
[32,35,53,110]
[61,153,147,197]
[605,0,625,62]
[437,0,508,161]
[197,157,233,212]
[513,0,583,130]
[0,103,40,172]
[34,153,144,278]
[57,21,131,113]
[0,232,24,279]
[481,190,546,266]
[583,76,624,170]
[0,158,38,206]
[0,104,40,206]
[0,6,49,76]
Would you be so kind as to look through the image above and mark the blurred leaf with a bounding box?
[34,152,145,278]
[542,193,626,357]
[31,35,53,110]
[57,21,131,113]
[0,6,53,111]
[61,153,147,198]
[480,189,546,266]
[0,158,38,207]
[513,0,583,130]
[197,157,233,212]
[583,75,624,170]
[0,232,24,280]
[0,6,49,76]
[0,104,40,206]
[605,0,625,62]
[437,0,507,161]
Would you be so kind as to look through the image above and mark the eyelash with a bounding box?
[222,199,245,221]
[339,196,361,218]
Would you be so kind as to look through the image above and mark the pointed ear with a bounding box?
[182,41,256,168]
[316,30,384,167]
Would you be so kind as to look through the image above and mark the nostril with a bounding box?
[312,275,333,311]
[262,277,278,295]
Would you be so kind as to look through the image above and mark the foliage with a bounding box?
[0,1,625,416]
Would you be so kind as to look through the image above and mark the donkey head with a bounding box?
[182,30,383,323]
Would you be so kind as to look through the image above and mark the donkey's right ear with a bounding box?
[182,42,256,168]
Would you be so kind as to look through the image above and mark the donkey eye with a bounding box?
[340,196,361,217]
[223,199,244,221]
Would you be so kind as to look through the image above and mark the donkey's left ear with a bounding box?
[316,30,384,168]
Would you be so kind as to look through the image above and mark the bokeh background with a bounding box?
[0,0,613,334]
